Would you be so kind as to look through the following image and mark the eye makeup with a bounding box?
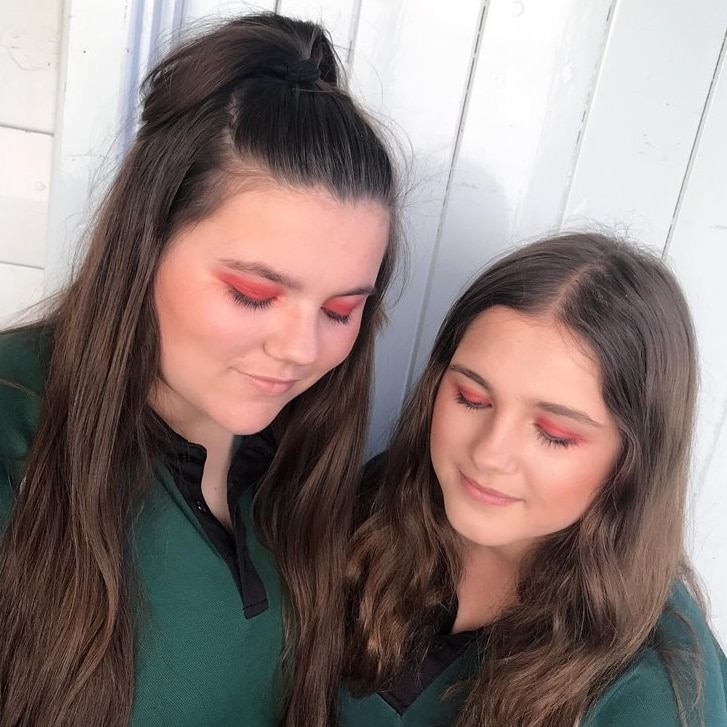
[535,417,584,448]
[217,270,283,303]
[322,295,367,324]
[454,385,491,410]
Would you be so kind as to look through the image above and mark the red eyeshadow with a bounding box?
[217,271,282,301]
[323,295,366,317]
[536,417,584,442]
[458,385,490,406]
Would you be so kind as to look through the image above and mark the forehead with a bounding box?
[454,306,605,404]
[167,183,390,282]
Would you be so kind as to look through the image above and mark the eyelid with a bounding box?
[535,417,584,443]
[218,271,282,301]
[455,384,491,409]
[323,295,367,318]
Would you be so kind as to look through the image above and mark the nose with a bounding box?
[263,306,319,367]
[469,412,519,476]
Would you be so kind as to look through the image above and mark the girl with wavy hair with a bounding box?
[0,13,399,727]
[343,233,727,726]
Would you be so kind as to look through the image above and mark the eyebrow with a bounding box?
[218,258,377,297]
[534,401,603,428]
[450,364,490,390]
[448,363,603,428]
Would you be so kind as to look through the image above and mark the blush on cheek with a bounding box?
[331,325,364,364]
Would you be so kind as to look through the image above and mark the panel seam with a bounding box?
[405,0,490,391]
[558,0,618,229]
[662,24,727,259]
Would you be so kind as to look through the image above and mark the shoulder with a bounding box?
[584,584,727,727]
[0,325,50,470]
[0,325,51,395]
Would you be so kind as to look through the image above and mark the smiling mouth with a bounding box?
[244,373,299,395]
[459,472,521,506]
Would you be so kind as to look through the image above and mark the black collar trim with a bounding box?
[158,417,276,619]
[378,603,482,715]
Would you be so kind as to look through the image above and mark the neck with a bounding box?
[452,542,523,633]
[149,380,233,454]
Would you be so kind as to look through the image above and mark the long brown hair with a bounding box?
[346,233,700,726]
[0,14,399,727]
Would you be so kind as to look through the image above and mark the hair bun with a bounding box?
[286,58,321,85]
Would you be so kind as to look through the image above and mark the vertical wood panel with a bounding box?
[412,0,612,376]
[0,263,44,325]
[44,0,136,291]
[0,0,61,133]
[689,417,727,646]
[181,0,276,22]
[664,43,727,643]
[276,0,359,57]
[0,127,52,268]
[348,0,484,446]
[563,0,727,252]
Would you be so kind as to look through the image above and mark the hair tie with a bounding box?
[286,58,321,85]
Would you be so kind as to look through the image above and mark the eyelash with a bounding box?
[454,391,578,449]
[228,288,274,311]
[536,429,576,449]
[227,288,353,325]
[455,391,489,410]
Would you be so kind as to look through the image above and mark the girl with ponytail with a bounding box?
[0,13,399,727]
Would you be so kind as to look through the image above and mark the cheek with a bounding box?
[429,391,452,464]
[156,269,243,351]
[319,321,365,370]
[534,455,609,520]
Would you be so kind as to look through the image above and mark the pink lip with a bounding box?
[244,373,299,395]
[460,472,521,506]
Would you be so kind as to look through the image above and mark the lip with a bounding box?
[459,472,521,506]
[244,373,299,395]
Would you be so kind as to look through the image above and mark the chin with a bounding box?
[214,407,281,436]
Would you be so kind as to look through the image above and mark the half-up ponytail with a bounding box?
[0,13,399,727]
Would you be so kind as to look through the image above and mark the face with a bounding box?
[430,306,621,561]
[152,183,390,440]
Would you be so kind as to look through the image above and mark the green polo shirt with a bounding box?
[0,327,286,726]
[339,576,727,726]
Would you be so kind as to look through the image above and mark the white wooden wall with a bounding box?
[0,0,60,323]
[1,0,726,644]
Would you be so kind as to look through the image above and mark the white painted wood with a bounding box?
[665,43,727,645]
[0,262,45,326]
[276,0,359,58]
[121,0,185,147]
[411,0,613,376]
[44,0,136,292]
[690,417,727,648]
[348,0,484,446]
[562,0,727,252]
[0,0,62,133]
[0,126,52,268]
[181,0,276,23]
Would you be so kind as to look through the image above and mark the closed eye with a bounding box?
[455,387,491,410]
[323,308,353,325]
[534,418,583,448]
[322,295,368,326]
[227,287,275,310]
[536,427,577,448]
